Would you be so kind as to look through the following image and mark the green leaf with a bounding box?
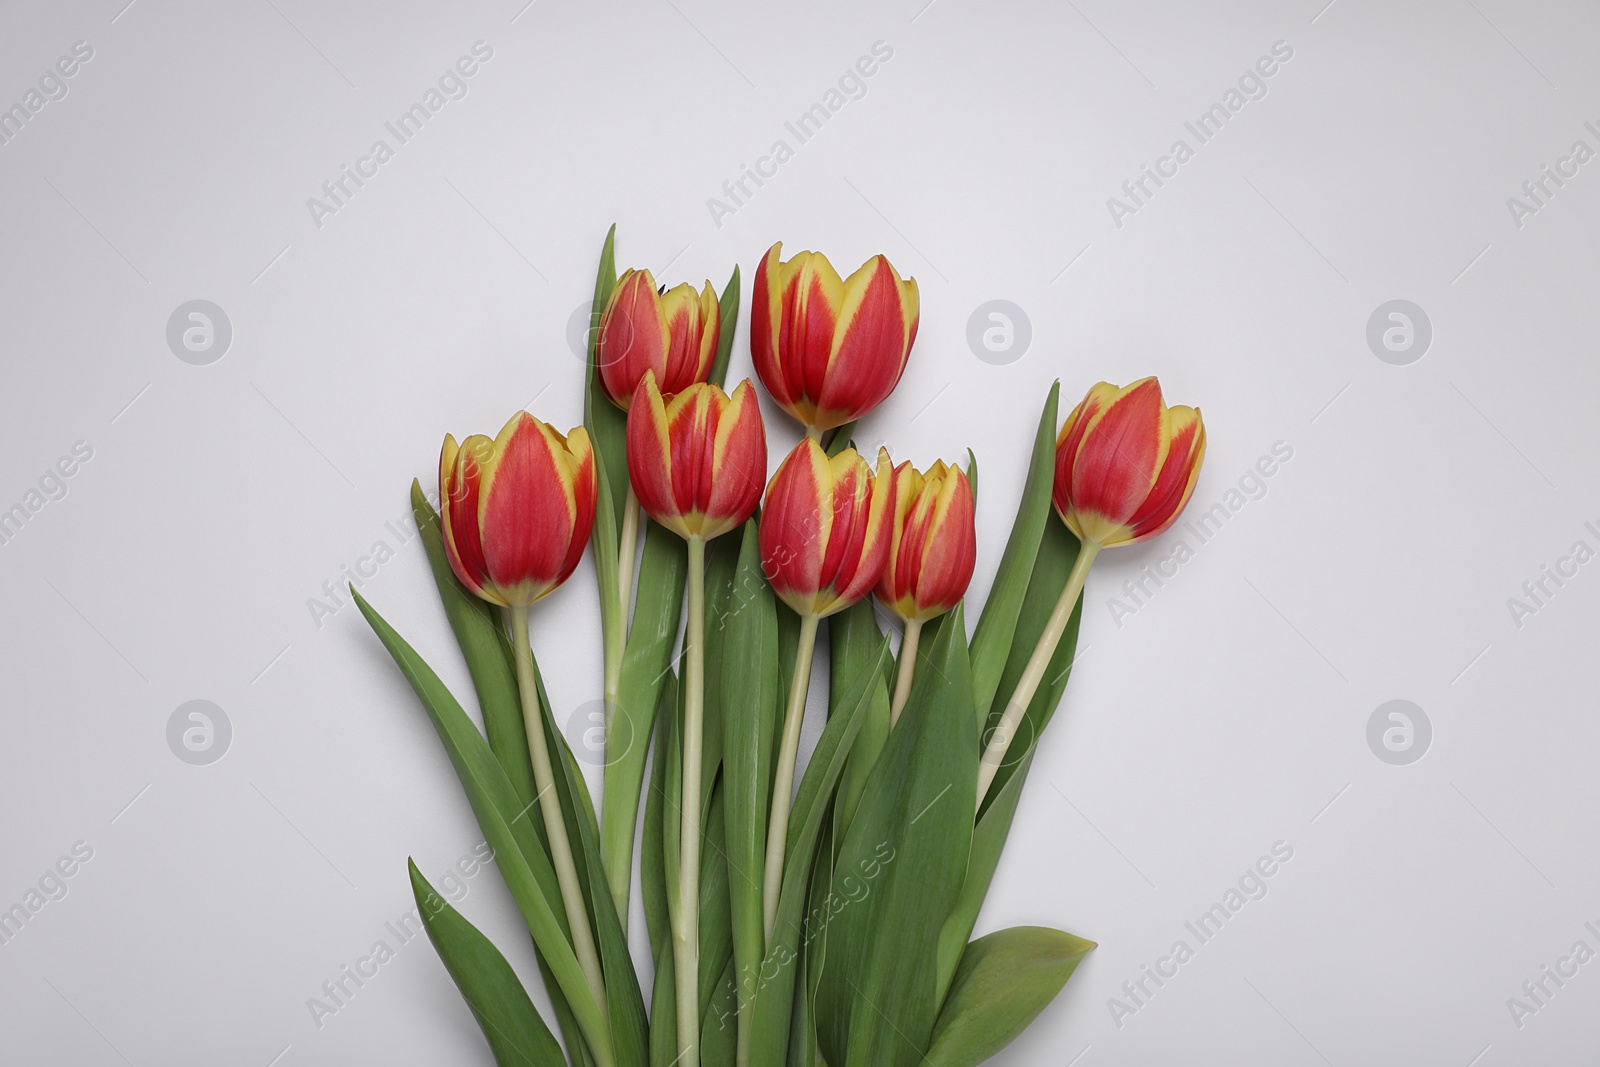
[585,225,627,537]
[927,927,1095,1067]
[829,599,889,837]
[602,518,687,911]
[700,956,739,1067]
[411,481,536,811]
[648,943,677,1067]
[939,519,1087,1000]
[969,382,1060,723]
[965,448,978,506]
[717,521,780,1036]
[823,421,857,458]
[650,675,684,958]
[407,859,566,1067]
[352,591,612,1067]
[745,636,891,1064]
[813,608,977,1067]
[526,663,649,1067]
[935,747,1034,1005]
[709,266,740,389]
[698,778,734,1021]
[979,518,1085,818]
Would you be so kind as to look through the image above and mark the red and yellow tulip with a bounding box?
[625,371,766,542]
[438,412,596,608]
[876,460,976,622]
[750,243,919,433]
[597,268,720,410]
[759,439,896,618]
[1053,378,1206,549]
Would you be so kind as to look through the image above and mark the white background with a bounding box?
[2,1,1598,1064]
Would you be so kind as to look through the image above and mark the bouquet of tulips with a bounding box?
[354,227,1206,1067]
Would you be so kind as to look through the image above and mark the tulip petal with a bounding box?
[598,269,669,409]
[704,380,767,539]
[1125,406,1205,542]
[1067,378,1168,527]
[818,256,913,426]
[479,413,575,604]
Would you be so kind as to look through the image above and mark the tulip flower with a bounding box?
[595,268,722,677]
[439,412,597,608]
[757,439,895,937]
[626,373,767,542]
[751,242,919,436]
[875,459,977,727]
[438,412,608,1014]
[625,372,765,1067]
[977,378,1206,802]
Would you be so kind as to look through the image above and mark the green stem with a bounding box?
[889,617,923,730]
[674,535,708,1067]
[617,485,641,634]
[976,541,1100,805]
[762,612,820,940]
[512,607,609,1026]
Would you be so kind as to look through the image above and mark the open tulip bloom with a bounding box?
[350,228,1207,1067]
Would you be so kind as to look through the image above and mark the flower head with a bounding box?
[759,439,896,618]
[626,371,766,541]
[750,242,919,432]
[875,459,976,621]
[596,268,720,410]
[439,412,597,607]
[1054,378,1205,548]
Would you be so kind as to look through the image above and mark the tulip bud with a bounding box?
[876,460,977,622]
[1054,378,1206,548]
[439,412,597,607]
[625,371,766,542]
[759,439,896,618]
[751,242,919,432]
[596,268,720,410]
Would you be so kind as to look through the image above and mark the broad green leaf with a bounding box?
[411,481,536,810]
[699,779,733,1021]
[829,599,889,837]
[812,609,977,1067]
[927,927,1095,1067]
[745,636,890,1064]
[407,859,566,1067]
[717,521,779,1045]
[648,943,677,1067]
[979,519,1084,818]
[701,956,739,1067]
[969,382,1060,722]
[935,748,1034,1005]
[709,267,741,389]
[585,224,627,536]
[647,675,683,957]
[602,518,687,911]
[527,663,648,1067]
[352,591,612,1067]
[700,532,744,818]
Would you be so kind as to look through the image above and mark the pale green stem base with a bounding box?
[976,541,1101,804]
[762,612,821,941]
[673,536,708,1067]
[888,617,923,730]
[512,607,609,1021]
